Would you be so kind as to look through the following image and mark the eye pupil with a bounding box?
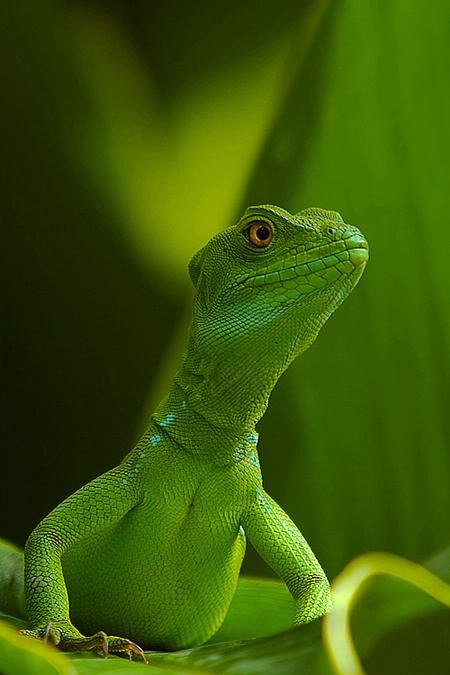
[247,220,273,247]
[257,225,270,241]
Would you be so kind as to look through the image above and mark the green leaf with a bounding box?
[152,622,331,675]
[324,552,450,674]
[208,577,293,642]
[0,621,77,675]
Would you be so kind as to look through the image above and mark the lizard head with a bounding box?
[186,205,368,414]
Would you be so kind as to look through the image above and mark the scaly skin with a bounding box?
[2,205,368,658]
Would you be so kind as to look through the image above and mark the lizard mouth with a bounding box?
[243,233,369,295]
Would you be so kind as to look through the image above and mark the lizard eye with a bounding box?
[246,221,273,248]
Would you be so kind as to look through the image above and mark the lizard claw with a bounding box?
[106,635,148,663]
[20,624,147,663]
[58,630,148,662]
[42,623,52,643]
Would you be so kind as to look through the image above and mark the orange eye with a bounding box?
[247,221,273,248]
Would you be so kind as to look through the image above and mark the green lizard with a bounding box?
[0,205,368,661]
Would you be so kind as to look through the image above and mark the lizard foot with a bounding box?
[20,623,148,663]
[99,634,148,663]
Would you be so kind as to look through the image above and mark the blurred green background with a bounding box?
[1,0,450,671]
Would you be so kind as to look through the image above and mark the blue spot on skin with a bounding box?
[263,497,272,514]
[250,451,259,468]
[139,451,146,459]
[150,433,161,447]
[95,481,102,488]
[250,432,258,444]
[182,400,187,410]
[160,413,176,427]
[122,478,128,485]
[256,487,263,502]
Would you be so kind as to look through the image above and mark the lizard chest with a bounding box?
[62,453,252,646]
[63,452,252,575]
[136,453,253,544]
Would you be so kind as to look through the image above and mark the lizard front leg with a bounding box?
[22,467,147,662]
[241,490,332,624]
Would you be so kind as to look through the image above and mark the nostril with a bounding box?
[345,233,369,250]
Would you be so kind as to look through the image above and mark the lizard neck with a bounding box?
[149,333,282,463]
[151,382,259,464]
